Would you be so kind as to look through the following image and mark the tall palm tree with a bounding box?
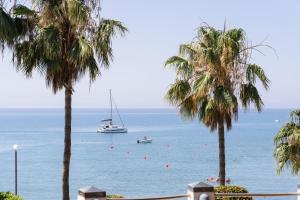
[165,24,269,185]
[1,1,127,199]
[274,110,300,175]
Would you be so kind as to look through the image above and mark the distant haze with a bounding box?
[0,0,299,108]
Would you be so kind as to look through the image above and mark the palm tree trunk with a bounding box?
[218,122,226,185]
[62,84,72,200]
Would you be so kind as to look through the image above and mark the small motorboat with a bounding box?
[137,137,152,144]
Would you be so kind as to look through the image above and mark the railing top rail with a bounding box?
[107,194,189,200]
[215,192,300,197]
[108,192,300,200]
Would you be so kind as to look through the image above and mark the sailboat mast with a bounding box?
[110,89,112,120]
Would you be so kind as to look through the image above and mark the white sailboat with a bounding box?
[97,90,128,133]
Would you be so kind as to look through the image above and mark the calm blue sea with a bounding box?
[0,108,298,200]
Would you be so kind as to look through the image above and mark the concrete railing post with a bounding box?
[187,182,215,200]
[77,186,106,200]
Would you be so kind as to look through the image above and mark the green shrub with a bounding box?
[0,192,22,200]
[214,185,252,200]
[107,194,124,199]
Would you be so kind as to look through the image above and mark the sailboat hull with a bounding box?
[97,127,128,133]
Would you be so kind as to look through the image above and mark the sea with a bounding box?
[0,108,298,200]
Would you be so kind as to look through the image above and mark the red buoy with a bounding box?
[225,178,231,183]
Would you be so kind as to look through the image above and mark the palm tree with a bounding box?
[165,24,269,185]
[274,110,300,175]
[1,1,127,199]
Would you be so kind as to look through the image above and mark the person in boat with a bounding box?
[144,136,147,140]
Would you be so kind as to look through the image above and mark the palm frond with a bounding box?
[201,98,219,131]
[12,4,36,16]
[274,111,300,175]
[179,43,197,58]
[14,25,61,79]
[165,55,187,67]
[70,36,99,81]
[0,7,16,46]
[93,19,127,67]
[13,17,37,38]
[240,83,263,111]
[67,0,90,28]
[38,25,61,59]
[165,79,191,105]
[179,94,198,120]
[193,73,212,97]
[246,64,269,89]
[165,56,192,78]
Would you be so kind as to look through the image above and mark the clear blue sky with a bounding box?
[0,0,299,108]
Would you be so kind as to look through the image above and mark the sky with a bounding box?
[0,0,299,108]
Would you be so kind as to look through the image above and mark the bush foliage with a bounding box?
[0,192,22,200]
[107,194,124,199]
[214,185,252,200]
